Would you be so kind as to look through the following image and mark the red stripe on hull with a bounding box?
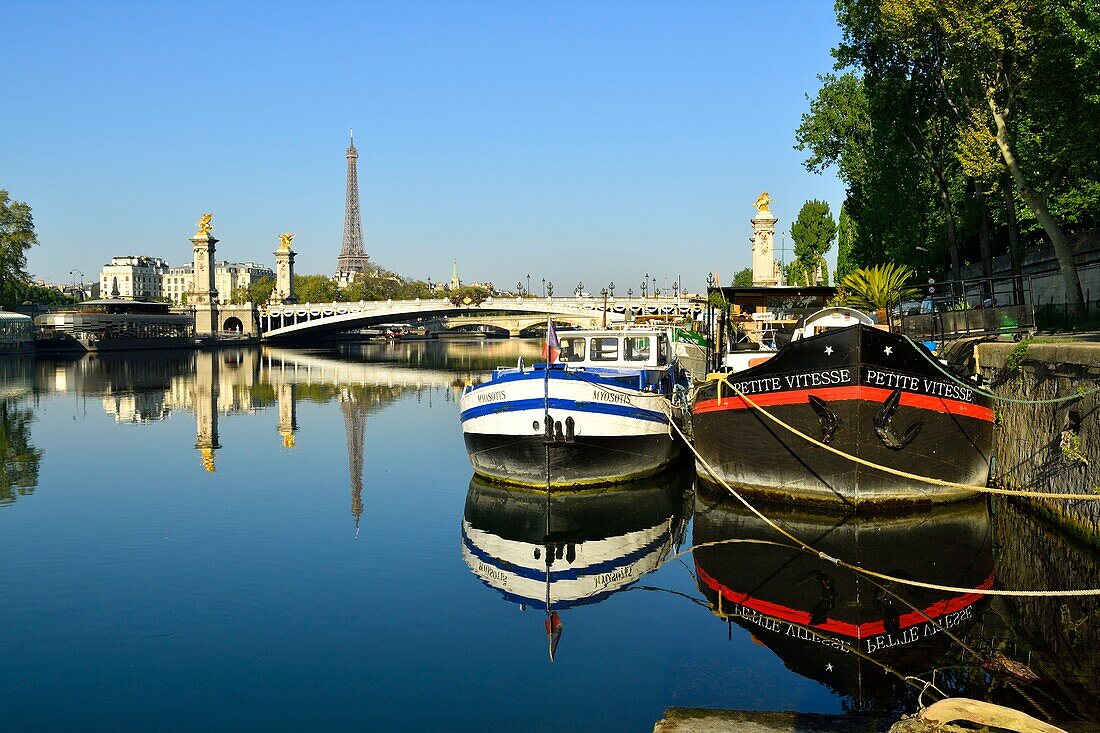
[694,385,993,423]
[696,563,993,639]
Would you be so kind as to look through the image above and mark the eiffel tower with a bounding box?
[336,129,371,285]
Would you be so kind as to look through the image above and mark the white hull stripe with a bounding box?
[461,397,667,424]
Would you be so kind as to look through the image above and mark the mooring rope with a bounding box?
[666,416,1100,597]
[902,334,1100,405]
[702,373,1100,501]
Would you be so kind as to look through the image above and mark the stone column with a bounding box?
[190,217,220,334]
[271,239,297,305]
[751,211,780,287]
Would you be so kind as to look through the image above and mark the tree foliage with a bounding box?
[800,0,1099,319]
[343,266,429,301]
[0,191,38,308]
[788,200,836,285]
[447,285,491,306]
[835,203,857,282]
[293,274,341,304]
[289,267,431,304]
[839,263,920,311]
[731,268,753,288]
[231,276,275,305]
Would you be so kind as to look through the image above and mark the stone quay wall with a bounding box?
[976,341,1100,542]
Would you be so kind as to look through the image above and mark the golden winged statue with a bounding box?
[196,213,213,235]
[278,232,296,250]
[753,191,772,214]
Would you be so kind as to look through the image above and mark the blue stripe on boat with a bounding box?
[477,368,646,390]
[460,396,668,424]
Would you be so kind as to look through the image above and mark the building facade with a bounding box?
[99,256,170,300]
[162,261,275,304]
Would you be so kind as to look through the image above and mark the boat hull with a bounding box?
[690,325,994,508]
[463,432,680,487]
[460,366,681,488]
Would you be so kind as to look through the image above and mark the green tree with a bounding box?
[232,276,275,305]
[789,200,836,285]
[835,203,857,282]
[0,191,38,308]
[731,268,753,288]
[447,285,490,306]
[878,0,1099,318]
[293,274,340,304]
[796,72,936,273]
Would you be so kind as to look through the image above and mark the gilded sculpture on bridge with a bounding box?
[753,191,772,215]
[196,213,214,236]
[278,232,296,250]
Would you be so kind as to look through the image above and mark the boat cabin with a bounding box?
[556,329,671,369]
[792,307,873,341]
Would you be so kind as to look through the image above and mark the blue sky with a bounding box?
[3,1,845,292]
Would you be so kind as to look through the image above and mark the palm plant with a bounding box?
[838,263,920,313]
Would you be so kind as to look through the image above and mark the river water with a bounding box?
[1,340,1097,731]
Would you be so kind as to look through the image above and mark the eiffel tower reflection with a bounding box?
[340,388,368,536]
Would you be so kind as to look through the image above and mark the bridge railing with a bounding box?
[258,295,706,335]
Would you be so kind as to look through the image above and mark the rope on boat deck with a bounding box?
[902,334,1100,405]
[704,373,1100,501]
[666,414,1100,598]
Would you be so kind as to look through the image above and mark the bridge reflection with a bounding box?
[24,344,489,530]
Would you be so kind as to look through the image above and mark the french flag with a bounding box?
[543,317,561,364]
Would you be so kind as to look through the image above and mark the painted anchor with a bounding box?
[808,395,841,444]
[874,389,923,450]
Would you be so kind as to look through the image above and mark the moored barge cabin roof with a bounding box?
[708,286,837,310]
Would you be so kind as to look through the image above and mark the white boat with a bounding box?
[459,327,687,488]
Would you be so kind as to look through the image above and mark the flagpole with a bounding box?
[544,315,553,662]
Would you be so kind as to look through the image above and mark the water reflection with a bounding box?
[0,356,40,506]
[692,489,993,713]
[462,467,692,658]
[0,399,42,507]
[6,340,1099,727]
[991,501,1100,721]
[20,345,471,523]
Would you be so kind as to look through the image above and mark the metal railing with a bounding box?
[891,274,1037,341]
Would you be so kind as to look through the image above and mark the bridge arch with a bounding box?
[259,297,704,342]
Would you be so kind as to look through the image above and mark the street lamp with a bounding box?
[517,280,524,295]
[641,280,647,298]
[627,287,633,298]
[69,269,84,290]
[542,277,545,297]
[576,281,584,297]
[526,273,531,295]
[547,281,554,297]
[427,275,432,297]
[609,281,615,297]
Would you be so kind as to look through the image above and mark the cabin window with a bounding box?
[624,336,651,362]
[559,337,586,362]
[657,336,668,365]
[589,337,620,361]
